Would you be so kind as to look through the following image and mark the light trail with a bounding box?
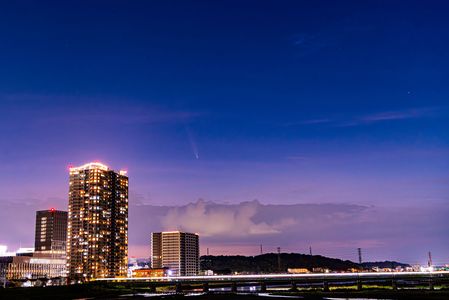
[95,270,449,282]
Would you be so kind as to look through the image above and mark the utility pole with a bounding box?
[358,248,362,265]
[260,244,263,255]
[277,247,281,273]
[428,251,433,267]
[207,248,209,256]
[309,246,312,256]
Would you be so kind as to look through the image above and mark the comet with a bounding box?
[186,126,199,159]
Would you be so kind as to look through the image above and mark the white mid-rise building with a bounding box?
[151,231,199,276]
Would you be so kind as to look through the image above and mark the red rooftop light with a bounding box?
[50,208,55,212]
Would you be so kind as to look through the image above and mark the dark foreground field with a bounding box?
[1,285,449,300]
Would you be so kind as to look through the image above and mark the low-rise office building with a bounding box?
[5,255,66,280]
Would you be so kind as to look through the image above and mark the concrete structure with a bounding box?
[35,209,67,256]
[67,162,128,281]
[151,231,199,276]
[96,270,449,293]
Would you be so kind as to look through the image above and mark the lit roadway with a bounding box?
[95,271,449,292]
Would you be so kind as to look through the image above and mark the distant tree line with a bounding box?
[200,253,409,274]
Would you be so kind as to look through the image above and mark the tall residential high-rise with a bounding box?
[35,209,68,253]
[67,162,128,281]
[151,231,199,276]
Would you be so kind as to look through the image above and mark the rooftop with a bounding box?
[69,162,127,176]
[69,162,109,172]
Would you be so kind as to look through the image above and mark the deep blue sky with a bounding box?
[0,1,448,262]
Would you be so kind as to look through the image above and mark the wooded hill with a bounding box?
[200,253,409,274]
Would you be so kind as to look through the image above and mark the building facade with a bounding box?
[0,245,66,286]
[35,209,68,253]
[3,255,66,281]
[67,162,128,281]
[151,231,199,276]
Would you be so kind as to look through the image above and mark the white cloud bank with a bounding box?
[162,200,296,237]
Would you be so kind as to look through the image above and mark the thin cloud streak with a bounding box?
[284,118,332,126]
[285,155,308,161]
[292,107,439,128]
[0,93,204,126]
[43,109,202,125]
[290,17,376,56]
[343,107,438,127]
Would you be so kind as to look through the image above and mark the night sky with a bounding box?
[0,1,448,264]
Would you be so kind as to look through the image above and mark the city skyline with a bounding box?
[0,161,446,265]
[0,0,448,266]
